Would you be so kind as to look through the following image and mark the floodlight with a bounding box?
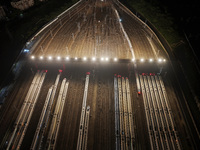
[57,56,61,60]
[66,56,70,60]
[149,58,153,62]
[158,58,162,62]
[48,56,52,60]
[114,58,118,61]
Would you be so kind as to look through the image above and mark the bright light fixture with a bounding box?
[48,56,52,60]
[149,58,153,62]
[66,56,70,60]
[140,58,144,62]
[40,56,43,60]
[105,57,109,61]
[83,57,87,61]
[101,57,104,61]
[131,58,135,62]
[158,58,162,62]
[163,59,166,62]
[57,56,61,60]
[75,57,78,60]
[114,58,118,61]
[92,57,96,61]
[24,49,29,52]
[31,55,35,59]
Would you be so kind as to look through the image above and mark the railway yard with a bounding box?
[0,0,199,149]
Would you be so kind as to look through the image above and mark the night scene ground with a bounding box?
[0,0,200,149]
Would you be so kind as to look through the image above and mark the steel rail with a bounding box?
[16,71,46,150]
[114,76,120,150]
[30,86,53,150]
[76,74,90,150]
[138,74,154,150]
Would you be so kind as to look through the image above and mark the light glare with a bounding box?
[92,57,96,61]
[158,58,162,62]
[101,57,104,61]
[114,58,118,61]
[66,56,70,60]
[57,56,61,60]
[31,55,35,59]
[48,56,52,60]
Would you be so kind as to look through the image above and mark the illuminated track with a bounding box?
[29,0,167,61]
[137,73,182,150]
[45,78,68,150]
[30,86,53,150]
[125,77,135,149]
[81,106,90,150]
[77,73,90,150]
[115,75,135,150]
[6,70,46,150]
[114,76,120,150]
[1,0,197,149]
[37,73,61,150]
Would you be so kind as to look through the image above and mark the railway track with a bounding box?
[136,73,182,150]
[77,73,90,150]
[115,74,135,150]
[6,70,46,150]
